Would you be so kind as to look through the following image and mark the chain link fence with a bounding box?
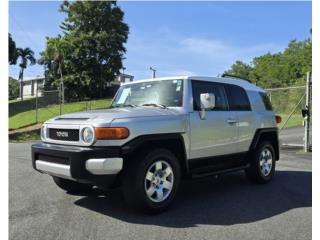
[265,73,312,151]
[9,87,113,130]
[34,87,111,125]
[266,86,307,130]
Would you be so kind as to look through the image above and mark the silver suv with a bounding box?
[32,76,280,213]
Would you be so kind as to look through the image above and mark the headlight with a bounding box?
[41,125,46,140]
[82,127,94,144]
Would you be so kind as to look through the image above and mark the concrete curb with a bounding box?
[281,143,303,150]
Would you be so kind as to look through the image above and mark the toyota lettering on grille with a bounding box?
[56,131,69,138]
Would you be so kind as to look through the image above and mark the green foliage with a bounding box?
[224,39,312,88]
[223,60,253,80]
[9,77,19,100]
[16,47,36,70]
[16,47,36,100]
[9,33,17,65]
[40,0,129,101]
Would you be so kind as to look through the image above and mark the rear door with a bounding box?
[225,84,256,153]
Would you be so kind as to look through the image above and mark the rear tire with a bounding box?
[122,148,181,214]
[52,177,93,193]
[245,141,276,184]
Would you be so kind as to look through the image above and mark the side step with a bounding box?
[191,164,250,179]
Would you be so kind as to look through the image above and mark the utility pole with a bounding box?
[35,86,38,123]
[150,67,156,78]
[304,72,312,152]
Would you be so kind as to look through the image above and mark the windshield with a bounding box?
[111,79,184,108]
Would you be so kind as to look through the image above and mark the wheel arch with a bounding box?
[121,133,189,176]
[249,128,280,160]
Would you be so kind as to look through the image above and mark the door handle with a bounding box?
[227,118,237,124]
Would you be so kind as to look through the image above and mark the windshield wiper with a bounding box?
[141,103,167,109]
[110,104,137,108]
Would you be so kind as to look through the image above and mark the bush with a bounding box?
[9,78,19,100]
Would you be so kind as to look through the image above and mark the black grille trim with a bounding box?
[36,153,70,165]
[48,128,79,141]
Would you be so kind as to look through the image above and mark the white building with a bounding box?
[22,76,45,98]
[21,73,134,98]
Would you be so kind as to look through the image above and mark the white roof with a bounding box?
[122,75,264,92]
[23,76,45,82]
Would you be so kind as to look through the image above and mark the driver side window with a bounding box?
[191,81,229,111]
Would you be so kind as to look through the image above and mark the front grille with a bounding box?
[48,128,79,141]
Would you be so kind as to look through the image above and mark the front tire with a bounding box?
[245,141,276,184]
[122,148,181,214]
[52,176,93,193]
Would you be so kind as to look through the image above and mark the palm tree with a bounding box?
[16,47,36,101]
[41,35,70,103]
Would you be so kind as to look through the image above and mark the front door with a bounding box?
[189,80,239,159]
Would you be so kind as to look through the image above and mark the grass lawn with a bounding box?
[10,99,304,130]
[9,96,306,142]
[9,98,112,130]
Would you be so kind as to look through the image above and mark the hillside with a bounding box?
[9,98,113,130]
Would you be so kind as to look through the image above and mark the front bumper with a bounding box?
[32,143,123,186]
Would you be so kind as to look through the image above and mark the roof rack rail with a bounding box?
[221,73,252,83]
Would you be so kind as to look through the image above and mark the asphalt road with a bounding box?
[9,142,311,240]
[279,126,312,146]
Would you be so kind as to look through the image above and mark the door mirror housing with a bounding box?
[200,93,215,110]
[199,93,215,120]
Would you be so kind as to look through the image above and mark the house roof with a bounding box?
[23,76,45,82]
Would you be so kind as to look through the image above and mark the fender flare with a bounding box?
[249,127,280,160]
[121,133,189,171]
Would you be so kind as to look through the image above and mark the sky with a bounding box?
[9,1,312,80]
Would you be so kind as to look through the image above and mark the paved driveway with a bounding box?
[9,142,311,240]
[279,126,312,146]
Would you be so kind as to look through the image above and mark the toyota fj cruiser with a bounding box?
[32,76,280,213]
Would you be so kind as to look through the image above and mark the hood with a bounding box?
[45,107,183,126]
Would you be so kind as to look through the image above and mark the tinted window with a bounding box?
[225,85,251,111]
[192,81,228,111]
[259,92,273,111]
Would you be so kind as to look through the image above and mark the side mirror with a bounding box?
[199,93,215,120]
[200,93,215,110]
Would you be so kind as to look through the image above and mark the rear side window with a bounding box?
[225,84,251,111]
[259,92,273,111]
[192,81,228,111]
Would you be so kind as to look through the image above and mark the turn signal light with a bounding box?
[275,115,282,124]
[95,127,129,140]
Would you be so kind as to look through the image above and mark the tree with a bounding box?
[9,33,17,65]
[249,52,284,88]
[39,35,71,103]
[9,77,19,100]
[40,0,129,100]
[16,47,36,101]
[223,38,312,88]
[223,60,253,81]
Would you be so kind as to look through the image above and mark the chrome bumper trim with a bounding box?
[85,158,123,175]
[35,160,72,179]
